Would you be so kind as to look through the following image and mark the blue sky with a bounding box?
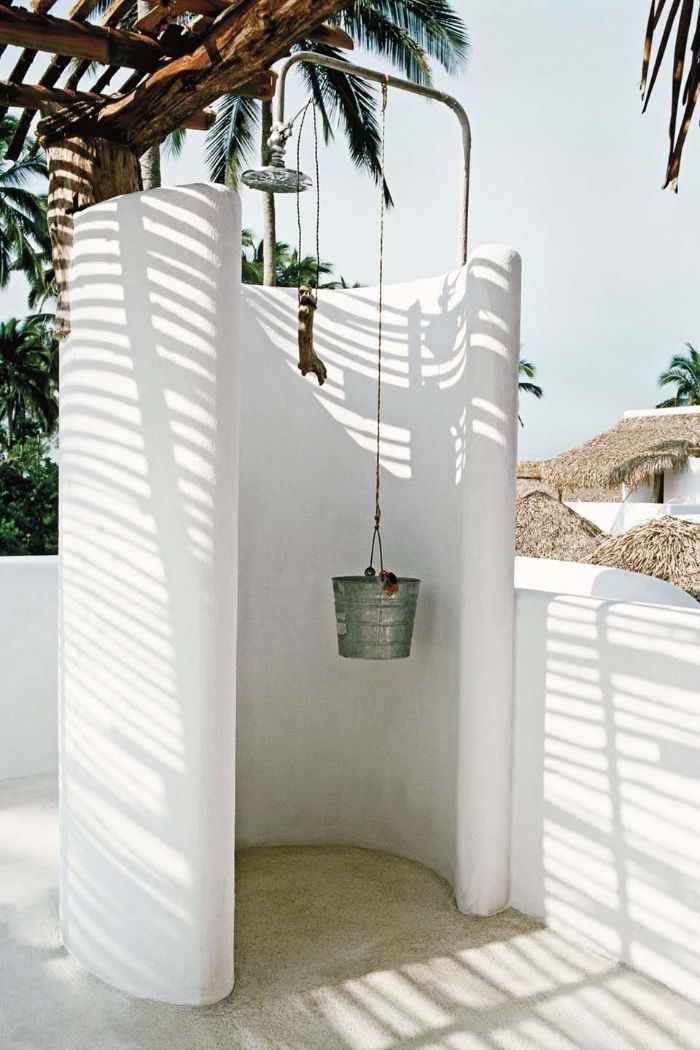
[1,0,698,459]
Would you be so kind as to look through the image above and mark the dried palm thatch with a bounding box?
[516,491,605,562]
[642,0,700,190]
[517,460,543,480]
[591,515,700,601]
[541,411,700,493]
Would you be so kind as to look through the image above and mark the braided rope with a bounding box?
[370,80,389,573]
[295,99,321,305]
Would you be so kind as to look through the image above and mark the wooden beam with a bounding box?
[39,0,350,149]
[134,0,227,33]
[0,7,164,69]
[308,23,353,50]
[0,80,215,129]
[0,0,106,144]
[64,0,136,90]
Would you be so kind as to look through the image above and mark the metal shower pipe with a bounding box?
[273,51,472,266]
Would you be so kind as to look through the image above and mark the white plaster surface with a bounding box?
[0,556,58,780]
[569,500,700,533]
[511,587,700,1004]
[59,185,240,1004]
[236,245,521,919]
[665,457,700,503]
[515,554,699,608]
[3,774,700,1050]
[58,187,522,1003]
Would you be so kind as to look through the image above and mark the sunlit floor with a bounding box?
[2,775,699,1050]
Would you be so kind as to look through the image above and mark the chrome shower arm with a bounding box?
[272,51,472,267]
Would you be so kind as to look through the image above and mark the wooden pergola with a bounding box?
[0,0,352,333]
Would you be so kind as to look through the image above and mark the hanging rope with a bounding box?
[294,100,327,385]
[367,79,395,590]
[295,99,321,303]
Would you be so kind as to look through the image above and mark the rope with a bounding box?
[295,99,321,305]
[369,79,389,575]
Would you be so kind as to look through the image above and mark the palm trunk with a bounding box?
[137,0,162,191]
[261,100,276,286]
[140,143,161,191]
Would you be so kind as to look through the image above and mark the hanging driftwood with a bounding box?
[297,288,327,386]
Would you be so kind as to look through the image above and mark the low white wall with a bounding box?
[0,556,58,780]
[570,500,700,533]
[515,555,699,608]
[511,586,700,1004]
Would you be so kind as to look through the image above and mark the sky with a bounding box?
[1,0,699,459]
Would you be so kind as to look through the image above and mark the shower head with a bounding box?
[240,165,312,193]
[241,120,313,194]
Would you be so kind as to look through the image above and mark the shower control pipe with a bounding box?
[273,51,472,266]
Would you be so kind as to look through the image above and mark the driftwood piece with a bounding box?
[298,288,327,386]
[47,136,141,339]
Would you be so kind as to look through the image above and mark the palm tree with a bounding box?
[241,229,337,287]
[0,315,58,449]
[0,116,53,302]
[518,358,543,426]
[657,343,700,407]
[206,0,468,283]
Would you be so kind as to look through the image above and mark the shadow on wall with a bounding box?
[512,589,700,1004]
[236,271,469,875]
[235,253,517,888]
[60,185,238,1000]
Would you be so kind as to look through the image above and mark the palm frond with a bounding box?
[205,95,260,185]
[295,44,393,205]
[336,0,468,76]
[641,0,700,189]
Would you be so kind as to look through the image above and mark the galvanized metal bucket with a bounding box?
[332,575,420,659]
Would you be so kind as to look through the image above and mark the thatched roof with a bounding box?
[516,461,620,502]
[515,491,606,561]
[542,410,700,492]
[590,516,700,601]
[517,460,543,480]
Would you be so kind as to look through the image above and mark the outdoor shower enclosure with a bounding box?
[58,184,521,1004]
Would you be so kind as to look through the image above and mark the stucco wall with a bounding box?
[511,587,700,1004]
[0,556,58,780]
[59,185,240,1005]
[56,182,522,1003]
[515,555,699,608]
[665,458,700,503]
[570,500,700,533]
[236,251,521,916]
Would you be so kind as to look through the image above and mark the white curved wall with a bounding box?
[236,247,521,917]
[59,185,240,1005]
[58,182,522,1004]
[511,586,700,1004]
[0,556,58,781]
[515,555,699,608]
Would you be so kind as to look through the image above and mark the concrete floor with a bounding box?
[1,775,699,1050]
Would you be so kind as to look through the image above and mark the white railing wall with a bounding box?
[0,556,58,781]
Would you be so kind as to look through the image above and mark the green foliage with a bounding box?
[0,116,54,307]
[0,432,58,556]
[241,228,343,288]
[0,315,58,449]
[205,0,469,197]
[518,357,543,427]
[657,343,700,407]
